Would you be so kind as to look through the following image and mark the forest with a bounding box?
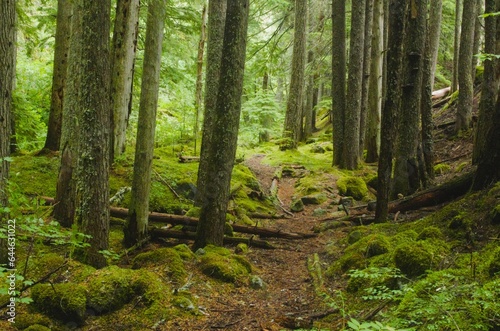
[1,0,500,330]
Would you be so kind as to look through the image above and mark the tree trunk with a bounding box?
[0,0,16,265]
[53,2,83,228]
[124,0,166,248]
[110,0,140,159]
[74,0,111,269]
[365,0,384,163]
[193,4,207,155]
[473,0,500,164]
[43,0,72,152]
[195,0,226,207]
[456,0,478,132]
[471,0,483,75]
[393,0,428,197]
[375,0,408,223]
[194,0,250,249]
[342,0,366,169]
[472,76,500,190]
[303,49,314,141]
[332,0,346,166]
[420,0,443,181]
[359,0,374,158]
[283,0,307,149]
[451,0,462,93]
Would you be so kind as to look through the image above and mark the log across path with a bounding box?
[40,196,317,241]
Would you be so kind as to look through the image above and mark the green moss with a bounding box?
[31,283,87,325]
[10,155,59,197]
[12,312,51,330]
[417,226,443,241]
[132,247,187,284]
[347,230,364,245]
[86,266,170,315]
[492,204,500,224]
[365,234,391,258]
[27,253,65,281]
[337,176,368,201]
[433,163,451,175]
[174,243,196,260]
[185,207,201,217]
[456,161,469,173]
[198,245,253,282]
[23,325,51,331]
[394,240,449,278]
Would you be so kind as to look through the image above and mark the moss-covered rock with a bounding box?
[301,193,327,205]
[86,266,170,316]
[23,325,51,331]
[198,245,253,282]
[31,283,87,325]
[394,240,449,278]
[11,312,51,330]
[174,243,196,260]
[132,247,187,284]
[337,176,368,201]
[347,230,364,245]
[417,226,443,241]
[290,199,304,212]
[365,234,391,258]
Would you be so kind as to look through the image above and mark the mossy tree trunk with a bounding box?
[393,0,428,197]
[110,0,140,160]
[420,0,443,182]
[124,0,166,248]
[473,0,500,164]
[451,0,462,94]
[43,0,72,152]
[75,0,111,269]
[283,0,307,149]
[54,4,82,228]
[359,0,373,158]
[455,0,477,132]
[193,4,207,155]
[331,0,346,166]
[365,0,384,163]
[472,69,500,190]
[0,0,16,265]
[195,0,226,207]
[195,0,249,249]
[341,0,365,169]
[375,0,408,223]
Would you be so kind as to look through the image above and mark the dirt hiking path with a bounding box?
[165,154,338,330]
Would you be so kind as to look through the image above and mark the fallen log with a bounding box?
[432,86,451,99]
[41,196,314,239]
[149,228,275,249]
[388,171,474,213]
[178,155,200,163]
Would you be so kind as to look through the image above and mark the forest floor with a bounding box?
[160,92,479,330]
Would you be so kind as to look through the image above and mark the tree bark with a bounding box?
[194,0,250,249]
[365,0,384,163]
[420,0,443,182]
[331,0,346,166]
[393,0,428,197]
[53,2,83,228]
[283,0,307,149]
[0,0,16,265]
[74,0,111,269]
[359,0,374,158]
[456,0,477,132]
[451,0,462,93]
[473,0,500,164]
[375,0,408,223]
[124,0,166,248]
[110,0,140,159]
[193,4,208,155]
[342,0,365,169]
[43,0,72,152]
[195,0,227,207]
